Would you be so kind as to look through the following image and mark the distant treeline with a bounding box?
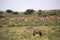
[0,9,60,17]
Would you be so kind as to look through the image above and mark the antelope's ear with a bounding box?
[40,30,42,32]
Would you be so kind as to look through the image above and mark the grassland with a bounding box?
[0,9,60,40]
[0,26,60,40]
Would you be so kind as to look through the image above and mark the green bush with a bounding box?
[24,9,35,15]
[37,10,42,16]
[6,9,13,13]
[7,24,15,27]
[13,12,18,15]
[0,25,3,28]
[0,11,3,14]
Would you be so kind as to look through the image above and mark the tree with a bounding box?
[6,9,13,13]
[24,9,35,15]
[38,10,42,16]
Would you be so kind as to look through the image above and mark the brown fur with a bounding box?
[27,27,42,37]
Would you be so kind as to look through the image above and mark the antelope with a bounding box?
[27,27,42,37]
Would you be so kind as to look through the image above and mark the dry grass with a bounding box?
[0,26,60,40]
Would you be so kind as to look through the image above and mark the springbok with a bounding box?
[27,27,42,37]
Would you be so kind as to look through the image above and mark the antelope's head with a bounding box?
[27,27,34,32]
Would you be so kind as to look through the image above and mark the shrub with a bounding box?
[0,15,5,18]
[8,24,15,27]
[24,9,35,15]
[6,9,13,13]
[48,10,57,16]
[0,11,3,14]
[38,10,42,16]
[13,12,18,15]
[0,25,3,28]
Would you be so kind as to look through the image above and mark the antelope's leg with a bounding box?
[39,32,42,36]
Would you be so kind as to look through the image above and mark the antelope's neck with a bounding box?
[29,29,34,33]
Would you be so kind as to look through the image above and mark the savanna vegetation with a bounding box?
[0,9,60,40]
